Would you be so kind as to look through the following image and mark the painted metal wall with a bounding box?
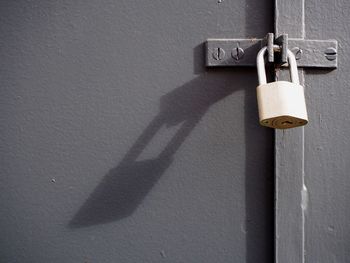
[0,1,274,262]
[304,0,350,261]
[274,1,350,261]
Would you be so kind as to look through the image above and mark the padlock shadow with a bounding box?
[68,43,274,261]
[68,67,253,228]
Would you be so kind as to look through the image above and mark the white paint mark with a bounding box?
[327,225,335,232]
[301,184,308,211]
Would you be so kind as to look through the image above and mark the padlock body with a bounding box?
[257,81,308,129]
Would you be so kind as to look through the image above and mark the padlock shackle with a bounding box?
[257,46,268,85]
[286,49,300,84]
[257,46,299,85]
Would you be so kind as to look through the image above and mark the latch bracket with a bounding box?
[206,37,337,68]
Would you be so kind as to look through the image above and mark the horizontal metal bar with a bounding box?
[206,38,337,68]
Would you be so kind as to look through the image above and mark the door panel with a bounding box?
[304,0,350,261]
[0,1,274,262]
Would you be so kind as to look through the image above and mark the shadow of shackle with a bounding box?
[68,67,248,228]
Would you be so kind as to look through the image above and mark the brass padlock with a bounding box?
[256,46,308,129]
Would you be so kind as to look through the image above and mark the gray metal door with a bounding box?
[275,0,350,262]
[0,1,275,262]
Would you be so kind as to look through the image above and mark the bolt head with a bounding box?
[232,47,244,61]
[212,47,225,60]
[324,47,337,61]
[291,47,302,60]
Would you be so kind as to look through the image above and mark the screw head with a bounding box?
[212,47,225,60]
[291,47,302,60]
[232,47,244,61]
[324,47,337,61]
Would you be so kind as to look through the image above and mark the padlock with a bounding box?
[256,46,308,129]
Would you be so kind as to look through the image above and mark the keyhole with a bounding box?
[281,120,293,125]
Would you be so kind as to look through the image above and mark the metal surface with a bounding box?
[206,38,262,67]
[257,47,268,85]
[0,1,274,263]
[304,0,350,262]
[324,47,337,61]
[231,44,245,61]
[276,0,350,262]
[275,34,288,65]
[212,47,226,60]
[206,39,338,68]
[291,47,303,60]
[266,33,275,63]
[274,0,306,262]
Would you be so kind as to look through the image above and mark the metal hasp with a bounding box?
[206,38,338,68]
[260,33,288,64]
[274,34,288,65]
